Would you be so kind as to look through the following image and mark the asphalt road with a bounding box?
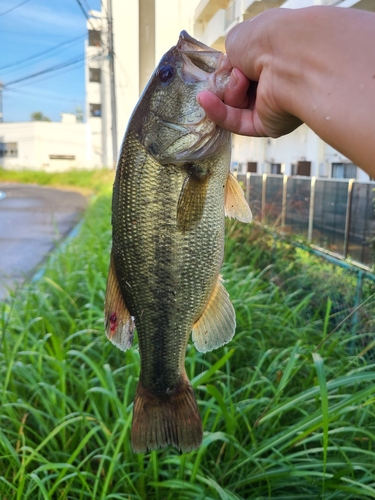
[0,184,87,301]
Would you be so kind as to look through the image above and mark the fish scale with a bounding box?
[112,132,228,392]
[104,31,252,453]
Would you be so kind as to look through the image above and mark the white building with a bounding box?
[85,0,200,168]
[0,1,200,172]
[1,1,371,176]
[194,0,375,182]
[0,113,91,171]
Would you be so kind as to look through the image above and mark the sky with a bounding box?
[0,0,101,123]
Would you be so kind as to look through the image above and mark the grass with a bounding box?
[0,167,114,196]
[1,171,375,498]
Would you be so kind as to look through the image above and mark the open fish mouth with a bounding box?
[153,31,232,162]
[177,31,232,99]
[139,30,233,164]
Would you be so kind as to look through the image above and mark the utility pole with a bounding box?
[139,0,155,95]
[0,82,3,122]
[107,0,118,168]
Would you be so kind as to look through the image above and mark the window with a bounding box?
[0,142,18,157]
[89,103,101,117]
[88,30,101,47]
[297,161,311,176]
[89,68,101,83]
[270,163,281,174]
[247,162,257,173]
[332,162,357,179]
[49,155,75,160]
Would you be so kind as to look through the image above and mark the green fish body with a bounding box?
[105,31,252,453]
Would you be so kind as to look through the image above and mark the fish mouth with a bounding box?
[142,31,232,164]
[178,30,214,52]
[177,31,232,99]
[150,32,232,163]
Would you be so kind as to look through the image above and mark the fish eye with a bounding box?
[158,65,175,84]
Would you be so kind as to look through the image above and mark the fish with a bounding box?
[104,31,252,454]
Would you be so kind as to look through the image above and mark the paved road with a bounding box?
[0,184,87,301]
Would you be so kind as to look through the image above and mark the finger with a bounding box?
[197,90,262,136]
[223,68,250,108]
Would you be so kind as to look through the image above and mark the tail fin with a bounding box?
[131,374,202,453]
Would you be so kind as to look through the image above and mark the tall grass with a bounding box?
[1,179,375,498]
[0,167,114,195]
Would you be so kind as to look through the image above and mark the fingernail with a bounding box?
[228,68,238,90]
[196,92,203,105]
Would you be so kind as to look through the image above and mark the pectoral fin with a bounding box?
[104,255,135,351]
[177,173,209,232]
[225,173,252,222]
[192,276,236,353]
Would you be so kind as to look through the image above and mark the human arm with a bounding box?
[198,7,375,176]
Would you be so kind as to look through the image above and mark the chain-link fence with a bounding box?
[236,173,375,345]
[238,173,375,268]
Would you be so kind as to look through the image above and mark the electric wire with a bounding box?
[81,0,93,14]
[3,55,86,88]
[0,34,86,73]
[6,88,84,104]
[0,0,31,17]
[3,53,102,90]
[100,0,108,16]
[74,0,96,31]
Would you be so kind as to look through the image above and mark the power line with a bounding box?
[107,0,118,168]
[3,53,101,90]
[74,0,96,31]
[81,0,93,14]
[6,88,84,104]
[0,0,31,17]
[100,0,108,16]
[3,55,85,88]
[0,34,86,73]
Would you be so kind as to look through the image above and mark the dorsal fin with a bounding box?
[192,275,236,353]
[225,172,252,222]
[104,255,135,351]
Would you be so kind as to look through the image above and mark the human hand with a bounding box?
[198,9,302,138]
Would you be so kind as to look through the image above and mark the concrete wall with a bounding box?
[0,120,90,171]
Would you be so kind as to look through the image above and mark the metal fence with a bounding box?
[237,173,375,268]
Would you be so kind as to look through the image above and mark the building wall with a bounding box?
[155,0,197,62]
[0,120,89,171]
[85,0,201,169]
[112,0,140,156]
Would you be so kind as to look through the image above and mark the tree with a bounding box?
[75,106,84,123]
[31,112,51,122]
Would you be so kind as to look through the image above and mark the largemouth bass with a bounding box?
[104,31,252,453]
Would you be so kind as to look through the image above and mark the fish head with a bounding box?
[131,31,232,164]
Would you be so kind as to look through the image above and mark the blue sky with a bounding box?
[0,0,101,122]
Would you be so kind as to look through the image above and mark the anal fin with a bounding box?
[192,276,236,353]
[225,172,252,223]
[104,255,135,351]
